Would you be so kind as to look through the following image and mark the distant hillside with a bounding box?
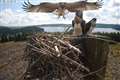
[0,24,120,34]
[0,24,120,42]
[40,24,71,27]
[40,24,120,30]
[0,26,44,34]
[96,24,120,30]
[0,27,11,33]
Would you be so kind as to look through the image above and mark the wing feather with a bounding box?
[65,1,102,12]
[65,1,87,12]
[22,1,59,12]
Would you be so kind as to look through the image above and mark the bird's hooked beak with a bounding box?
[75,10,83,19]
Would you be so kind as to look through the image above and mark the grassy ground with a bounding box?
[0,42,28,80]
[0,41,120,80]
[105,44,120,80]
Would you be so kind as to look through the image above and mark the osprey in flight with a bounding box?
[22,0,103,18]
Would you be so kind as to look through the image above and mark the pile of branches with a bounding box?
[24,34,90,80]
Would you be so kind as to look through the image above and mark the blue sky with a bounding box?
[0,0,120,26]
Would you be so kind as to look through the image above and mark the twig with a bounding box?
[61,54,90,72]
[79,66,105,79]
[53,37,81,54]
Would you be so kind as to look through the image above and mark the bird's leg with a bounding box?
[63,15,66,19]
[58,16,60,19]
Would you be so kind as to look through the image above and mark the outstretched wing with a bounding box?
[22,1,59,12]
[65,0,103,12]
[22,0,103,12]
[86,18,97,34]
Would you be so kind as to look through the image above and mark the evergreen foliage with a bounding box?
[96,32,120,42]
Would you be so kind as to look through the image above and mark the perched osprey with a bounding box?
[22,0,103,18]
[72,11,86,36]
[72,11,97,36]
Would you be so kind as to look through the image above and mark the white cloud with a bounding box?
[0,9,75,26]
[84,0,120,24]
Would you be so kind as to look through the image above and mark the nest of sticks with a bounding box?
[24,34,89,80]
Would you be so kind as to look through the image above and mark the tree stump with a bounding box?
[70,37,110,80]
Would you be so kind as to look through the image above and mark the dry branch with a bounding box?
[24,34,89,80]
